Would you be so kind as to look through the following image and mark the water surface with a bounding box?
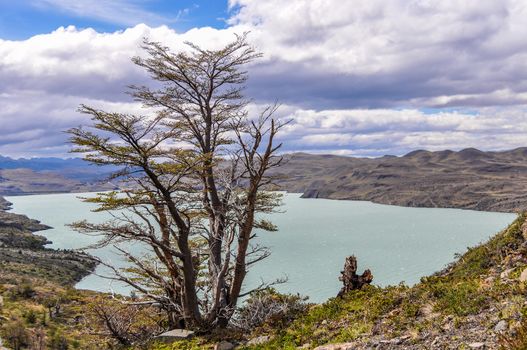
[6,192,515,302]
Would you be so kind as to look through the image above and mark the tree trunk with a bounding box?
[337,255,373,297]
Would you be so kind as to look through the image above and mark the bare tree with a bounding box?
[86,296,164,347]
[68,33,287,330]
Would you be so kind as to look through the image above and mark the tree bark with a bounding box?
[337,255,373,297]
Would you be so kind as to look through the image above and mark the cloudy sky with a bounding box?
[1,0,527,158]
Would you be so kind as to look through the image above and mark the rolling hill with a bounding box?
[0,156,117,195]
[2,148,527,212]
[273,148,527,212]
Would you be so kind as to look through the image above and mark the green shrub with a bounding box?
[428,279,487,316]
[10,283,36,300]
[1,320,29,350]
[499,318,527,349]
[24,309,37,324]
[232,288,309,331]
[48,329,69,350]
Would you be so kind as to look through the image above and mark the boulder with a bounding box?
[313,343,355,350]
[155,329,195,340]
[494,320,508,333]
[247,335,271,346]
[519,268,527,282]
[500,268,515,279]
[214,341,235,350]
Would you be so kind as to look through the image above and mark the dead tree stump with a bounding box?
[337,255,373,297]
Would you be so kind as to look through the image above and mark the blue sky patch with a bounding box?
[0,0,230,39]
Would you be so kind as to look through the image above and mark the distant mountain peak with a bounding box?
[403,149,430,158]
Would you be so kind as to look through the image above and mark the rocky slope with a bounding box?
[0,201,104,350]
[296,214,527,349]
[160,214,527,349]
[0,168,116,196]
[273,148,527,212]
[0,154,119,195]
[0,155,118,182]
[0,196,96,285]
[0,197,10,211]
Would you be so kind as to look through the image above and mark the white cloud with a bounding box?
[0,24,248,96]
[2,1,527,157]
[231,0,527,108]
[0,24,251,157]
[274,105,527,156]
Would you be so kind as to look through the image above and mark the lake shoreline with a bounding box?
[0,195,98,286]
[4,192,515,302]
[3,189,520,214]
[274,150,527,213]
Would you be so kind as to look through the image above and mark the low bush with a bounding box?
[1,319,29,350]
[499,318,527,350]
[231,288,309,331]
[428,278,487,316]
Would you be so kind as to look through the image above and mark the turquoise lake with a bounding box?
[6,192,515,303]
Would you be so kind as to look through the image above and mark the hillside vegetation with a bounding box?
[0,196,100,349]
[2,202,527,349]
[154,214,527,349]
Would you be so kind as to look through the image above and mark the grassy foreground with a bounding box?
[154,213,527,349]
[0,197,101,349]
[3,211,527,349]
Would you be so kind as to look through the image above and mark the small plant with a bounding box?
[499,319,527,349]
[10,283,36,300]
[428,279,487,316]
[86,296,164,347]
[232,288,309,331]
[48,329,69,350]
[24,309,37,324]
[1,319,29,350]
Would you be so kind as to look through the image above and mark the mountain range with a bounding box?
[0,155,117,195]
[2,148,527,212]
[272,147,527,212]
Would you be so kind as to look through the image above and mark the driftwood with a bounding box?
[337,255,373,297]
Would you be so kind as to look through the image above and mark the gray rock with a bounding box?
[431,337,439,346]
[313,343,355,350]
[500,268,515,279]
[494,320,508,332]
[390,337,402,344]
[214,341,235,350]
[468,342,485,349]
[519,268,527,282]
[156,329,195,340]
[247,335,271,346]
[522,222,527,240]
